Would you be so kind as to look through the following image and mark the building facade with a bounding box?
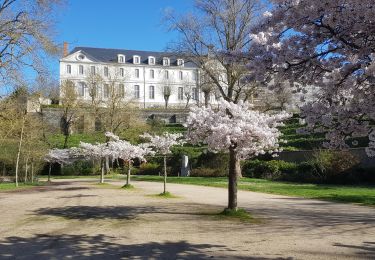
[59,44,202,108]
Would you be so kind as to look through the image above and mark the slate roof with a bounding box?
[69,46,198,68]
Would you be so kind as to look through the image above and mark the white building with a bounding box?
[59,44,202,108]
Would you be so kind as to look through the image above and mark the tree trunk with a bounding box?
[63,134,69,149]
[15,115,26,187]
[204,92,210,108]
[228,147,240,211]
[185,98,190,109]
[163,155,167,193]
[31,162,34,183]
[164,96,169,109]
[48,164,52,182]
[24,157,29,183]
[105,156,110,174]
[126,161,131,186]
[92,160,96,175]
[100,159,105,183]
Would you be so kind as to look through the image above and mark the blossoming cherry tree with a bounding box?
[142,132,185,194]
[186,99,290,211]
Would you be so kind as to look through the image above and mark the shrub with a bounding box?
[196,151,228,171]
[310,150,360,183]
[137,163,160,176]
[190,167,227,177]
[242,160,297,180]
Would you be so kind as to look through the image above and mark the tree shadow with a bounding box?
[58,187,92,191]
[333,241,375,258]
[34,206,157,220]
[0,234,290,259]
[58,194,98,199]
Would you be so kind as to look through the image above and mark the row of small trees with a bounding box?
[45,99,289,211]
[45,131,184,193]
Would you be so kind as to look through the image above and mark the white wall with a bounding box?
[59,51,202,108]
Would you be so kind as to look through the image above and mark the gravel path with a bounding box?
[0,179,374,259]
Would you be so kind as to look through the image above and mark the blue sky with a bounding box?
[56,0,194,52]
[37,0,194,83]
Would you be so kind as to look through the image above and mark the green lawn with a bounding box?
[131,176,375,206]
[0,182,44,191]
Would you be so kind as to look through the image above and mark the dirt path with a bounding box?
[0,179,374,259]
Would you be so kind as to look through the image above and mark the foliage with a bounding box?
[55,161,95,176]
[137,163,160,175]
[242,160,297,179]
[250,0,375,155]
[190,168,226,177]
[293,150,361,184]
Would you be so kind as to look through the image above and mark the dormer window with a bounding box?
[163,57,170,66]
[148,56,155,65]
[118,54,125,63]
[177,59,184,67]
[133,55,140,64]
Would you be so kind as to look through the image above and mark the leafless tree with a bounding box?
[100,72,136,134]
[182,78,193,108]
[59,79,81,148]
[160,70,174,109]
[0,0,63,89]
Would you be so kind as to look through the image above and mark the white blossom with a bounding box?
[141,132,185,155]
[186,99,290,160]
[249,0,375,156]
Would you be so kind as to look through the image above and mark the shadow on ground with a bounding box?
[0,234,291,260]
[34,206,158,220]
[333,241,375,259]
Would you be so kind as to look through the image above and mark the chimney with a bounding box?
[63,42,69,57]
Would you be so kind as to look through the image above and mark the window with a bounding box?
[164,70,169,80]
[79,65,84,75]
[177,59,184,66]
[104,67,108,77]
[78,82,85,97]
[118,54,125,63]
[103,84,109,98]
[134,85,140,99]
[192,71,198,81]
[178,87,184,100]
[119,84,125,98]
[120,68,124,77]
[148,56,155,65]
[149,85,155,99]
[78,54,85,60]
[135,69,139,78]
[91,66,96,75]
[179,71,183,80]
[150,69,154,79]
[192,87,198,100]
[163,57,170,66]
[133,55,140,64]
[66,65,71,74]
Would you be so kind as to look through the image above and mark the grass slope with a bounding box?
[132,176,375,206]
